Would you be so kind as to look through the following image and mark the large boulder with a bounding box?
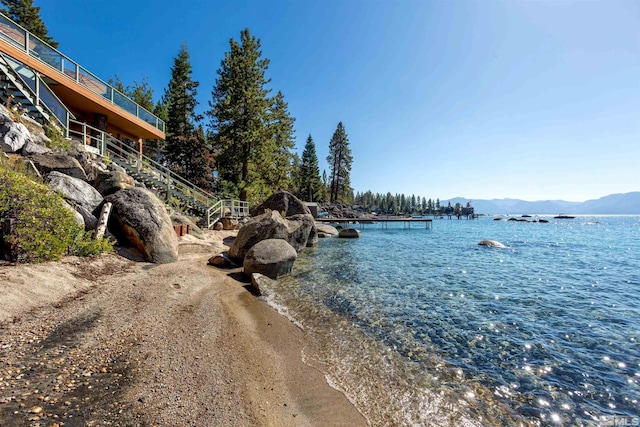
[93,170,135,196]
[243,239,297,279]
[0,120,32,153]
[228,210,288,264]
[170,210,205,240]
[478,240,507,248]
[285,213,316,251]
[104,187,179,264]
[208,252,238,268]
[250,273,277,296]
[45,171,103,213]
[316,223,339,237]
[339,228,360,238]
[252,190,311,217]
[219,218,240,230]
[75,205,98,231]
[29,153,88,181]
[21,139,51,155]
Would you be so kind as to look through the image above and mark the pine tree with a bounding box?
[298,134,323,202]
[260,90,296,195]
[326,122,353,203]
[163,44,209,181]
[127,78,154,112]
[167,128,215,190]
[165,43,200,139]
[2,0,58,48]
[209,28,295,204]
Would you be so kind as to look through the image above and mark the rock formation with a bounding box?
[243,239,297,279]
[478,240,507,248]
[104,188,179,264]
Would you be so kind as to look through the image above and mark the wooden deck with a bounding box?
[316,217,433,229]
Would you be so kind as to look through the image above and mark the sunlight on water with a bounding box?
[269,216,640,426]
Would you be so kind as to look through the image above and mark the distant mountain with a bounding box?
[448,192,640,215]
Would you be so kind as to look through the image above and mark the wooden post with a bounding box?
[94,202,112,239]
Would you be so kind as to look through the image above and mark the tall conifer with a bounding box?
[165,43,200,139]
[326,122,353,203]
[209,28,296,204]
[298,135,322,202]
[163,44,213,186]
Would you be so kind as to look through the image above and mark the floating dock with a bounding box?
[316,217,433,229]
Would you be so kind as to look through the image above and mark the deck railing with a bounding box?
[0,13,165,133]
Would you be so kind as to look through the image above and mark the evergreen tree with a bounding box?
[326,122,353,203]
[141,99,169,163]
[127,78,154,111]
[163,44,208,181]
[209,28,295,204]
[2,0,58,48]
[298,134,323,201]
[260,91,296,195]
[166,128,215,190]
[165,43,200,139]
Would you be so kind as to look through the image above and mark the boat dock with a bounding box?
[316,217,433,229]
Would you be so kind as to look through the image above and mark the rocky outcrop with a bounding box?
[478,240,507,248]
[105,188,179,264]
[252,190,311,217]
[243,239,297,279]
[229,210,288,264]
[29,153,88,181]
[45,171,103,213]
[0,120,32,153]
[285,213,316,251]
[93,170,135,196]
[21,139,51,155]
[250,273,277,296]
[208,253,237,268]
[219,218,240,230]
[170,210,205,240]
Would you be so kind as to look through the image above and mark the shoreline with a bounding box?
[0,232,367,426]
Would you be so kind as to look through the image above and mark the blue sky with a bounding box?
[41,0,639,202]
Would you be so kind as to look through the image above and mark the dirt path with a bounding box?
[0,235,367,426]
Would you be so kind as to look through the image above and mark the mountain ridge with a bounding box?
[447,192,640,215]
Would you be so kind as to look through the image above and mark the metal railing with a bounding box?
[0,13,165,133]
[0,52,73,129]
[207,199,250,229]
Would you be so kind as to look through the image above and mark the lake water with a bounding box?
[261,216,640,427]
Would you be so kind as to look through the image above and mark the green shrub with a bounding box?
[45,122,73,152]
[68,229,114,257]
[0,163,113,263]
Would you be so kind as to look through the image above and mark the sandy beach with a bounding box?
[0,230,367,426]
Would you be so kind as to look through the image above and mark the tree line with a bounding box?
[354,191,472,216]
[3,2,357,207]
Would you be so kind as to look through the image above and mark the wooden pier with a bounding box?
[316,217,433,230]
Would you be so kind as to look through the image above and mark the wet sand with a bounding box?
[0,231,367,426]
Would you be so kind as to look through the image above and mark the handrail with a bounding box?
[103,138,216,207]
[206,199,250,228]
[0,52,73,130]
[0,13,165,133]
